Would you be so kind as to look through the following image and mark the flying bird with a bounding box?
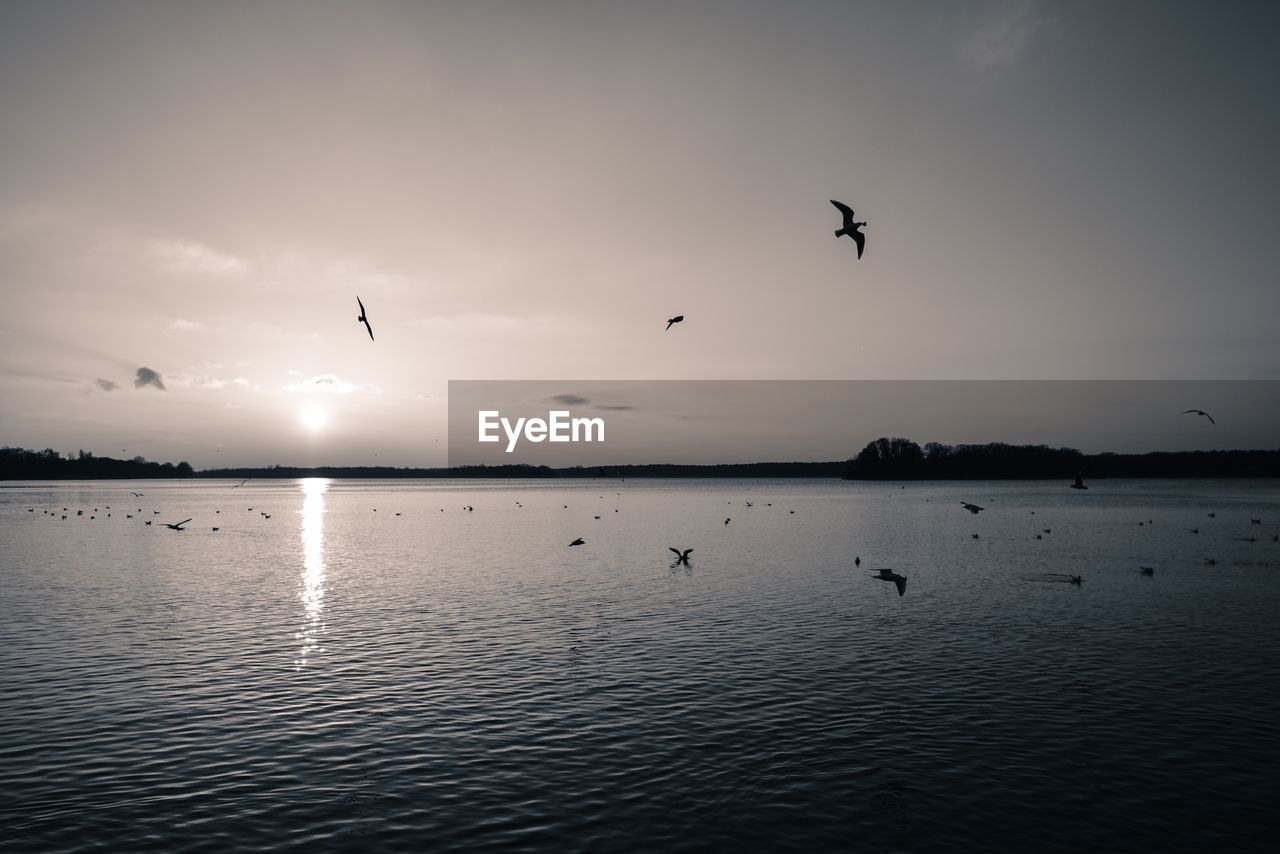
[870,568,907,597]
[1182,409,1215,425]
[164,518,192,531]
[669,548,693,566]
[357,296,375,341]
[666,315,684,331]
[830,200,867,258]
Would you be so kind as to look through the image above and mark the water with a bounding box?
[2,478,1279,852]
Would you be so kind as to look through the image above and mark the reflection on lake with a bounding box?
[296,477,328,669]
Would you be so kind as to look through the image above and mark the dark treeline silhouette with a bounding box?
[0,447,194,479]
[196,461,846,479]
[842,437,1280,480]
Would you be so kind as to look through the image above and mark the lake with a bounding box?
[2,478,1279,852]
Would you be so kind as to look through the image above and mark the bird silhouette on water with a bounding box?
[669,548,693,566]
[1182,409,1215,425]
[666,315,684,331]
[961,502,985,514]
[830,200,867,258]
[870,568,907,597]
[357,296,375,341]
[568,538,585,547]
[164,518,191,531]
[1070,472,1088,490]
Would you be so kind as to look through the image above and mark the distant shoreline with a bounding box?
[5,444,1280,480]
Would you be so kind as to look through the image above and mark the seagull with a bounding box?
[569,538,585,547]
[669,548,693,566]
[212,527,220,532]
[1070,472,1088,490]
[357,295,375,341]
[829,200,867,258]
[164,518,191,531]
[961,502,985,514]
[130,492,143,497]
[724,517,730,525]
[666,315,684,331]
[1182,409,1215,425]
[854,556,861,567]
[870,568,907,596]
[231,479,249,488]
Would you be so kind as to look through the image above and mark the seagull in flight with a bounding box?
[830,200,867,258]
[1182,409,1215,425]
[666,315,684,331]
[231,478,250,489]
[357,296,375,341]
[130,492,143,497]
[669,547,693,566]
[870,568,907,597]
[164,518,192,531]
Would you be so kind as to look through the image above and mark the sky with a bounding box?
[1,1,1277,467]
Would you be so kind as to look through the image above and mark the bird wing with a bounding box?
[669,547,682,557]
[173,518,191,527]
[357,295,366,317]
[1205,412,1215,424]
[830,199,855,228]
[852,230,865,259]
[895,577,906,597]
[682,549,693,559]
[363,318,375,341]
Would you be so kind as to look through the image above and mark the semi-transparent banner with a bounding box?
[446,380,1280,468]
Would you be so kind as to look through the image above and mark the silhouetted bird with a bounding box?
[212,527,220,532]
[854,556,861,567]
[1182,409,1215,425]
[1139,566,1154,576]
[1070,473,1088,490]
[871,568,907,596]
[1250,518,1262,525]
[1204,558,1216,566]
[665,315,684,331]
[669,548,693,566]
[830,200,867,258]
[724,517,730,525]
[130,492,143,497]
[569,538,585,547]
[962,502,985,514]
[357,296,375,341]
[165,518,191,531]
[1069,575,1083,585]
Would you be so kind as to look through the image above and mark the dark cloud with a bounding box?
[550,394,589,406]
[134,367,166,390]
[594,404,633,411]
[95,378,119,391]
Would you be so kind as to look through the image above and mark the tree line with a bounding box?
[0,447,194,479]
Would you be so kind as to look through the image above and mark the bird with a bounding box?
[1043,528,1051,535]
[666,315,684,331]
[669,548,693,566]
[1139,566,1154,576]
[854,556,861,567]
[164,518,191,531]
[357,295,375,341]
[1204,558,1217,566]
[569,538,585,547]
[870,568,907,597]
[1069,575,1083,585]
[144,520,152,526]
[130,492,143,497]
[212,527,220,532]
[962,502,985,514]
[724,517,730,525]
[830,200,867,258]
[972,533,980,540]
[1070,472,1088,490]
[231,479,249,489]
[1182,409,1215,425]
[1250,518,1262,525]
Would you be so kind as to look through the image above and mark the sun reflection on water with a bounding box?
[295,477,329,669]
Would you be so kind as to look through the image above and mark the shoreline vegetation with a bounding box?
[4,441,1280,480]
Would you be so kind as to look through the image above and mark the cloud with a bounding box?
[169,319,203,332]
[550,394,590,406]
[94,378,119,392]
[232,377,252,387]
[134,367,166,390]
[152,240,246,276]
[287,373,381,395]
[958,1,1046,68]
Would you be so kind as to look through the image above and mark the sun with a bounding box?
[299,406,330,432]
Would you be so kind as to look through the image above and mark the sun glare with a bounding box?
[299,406,330,432]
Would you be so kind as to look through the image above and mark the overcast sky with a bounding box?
[1,1,1277,467]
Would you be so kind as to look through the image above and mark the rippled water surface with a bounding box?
[3,478,1280,852]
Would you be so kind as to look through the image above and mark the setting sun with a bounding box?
[299,406,329,432]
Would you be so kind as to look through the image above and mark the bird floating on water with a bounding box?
[961,502,985,514]
[1139,566,1154,576]
[669,548,693,566]
[357,295,375,341]
[569,538,585,547]
[1182,409,1215,425]
[666,315,684,331]
[829,200,867,258]
[1070,473,1088,490]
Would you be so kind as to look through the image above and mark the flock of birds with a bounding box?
[351,200,870,342]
